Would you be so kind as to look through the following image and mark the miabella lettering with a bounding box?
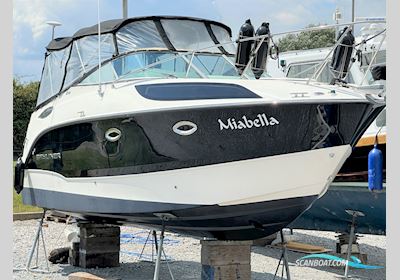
[218,114,279,131]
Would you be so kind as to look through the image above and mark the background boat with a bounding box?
[289,182,386,235]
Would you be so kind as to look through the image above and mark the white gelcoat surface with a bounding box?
[24,145,351,206]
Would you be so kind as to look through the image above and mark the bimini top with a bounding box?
[38,16,235,106]
[46,16,232,51]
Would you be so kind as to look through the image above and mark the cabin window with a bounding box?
[63,34,115,91]
[361,50,386,69]
[79,63,117,85]
[116,21,166,54]
[211,24,236,54]
[37,46,71,106]
[376,108,386,127]
[287,62,347,84]
[287,62,320,79]
[190,55,237,77]
[161,20,220,53]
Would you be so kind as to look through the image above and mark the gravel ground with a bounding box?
[13,220,386,280]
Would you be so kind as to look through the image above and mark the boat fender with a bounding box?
[330,27,355,80]
[14,157,25,194]
[368,144,383,191]
[252,22,270,79]
[235,19,254,74]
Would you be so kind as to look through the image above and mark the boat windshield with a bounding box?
[285,56,376,85]
[79,51,266,84]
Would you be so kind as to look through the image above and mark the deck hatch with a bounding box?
[135,83,261,100]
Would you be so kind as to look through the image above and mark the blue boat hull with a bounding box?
[289,182,386,235]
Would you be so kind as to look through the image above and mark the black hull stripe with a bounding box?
[22,187,317,240]
[22,188,198,214]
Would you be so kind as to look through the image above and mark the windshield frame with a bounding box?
[35,48,244,109]
[77,49,264,86]
[81,49,244,83]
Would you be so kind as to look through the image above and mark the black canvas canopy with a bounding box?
[46,37,73,51]
[46,16,232,51]
[39,16,235,107]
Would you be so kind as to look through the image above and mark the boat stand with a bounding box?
[137,230,156,262]
[152,223,175,280]
[273,230,291,280]
[138,229,173,263]
[13,210,50,274]
[341,210,365,279]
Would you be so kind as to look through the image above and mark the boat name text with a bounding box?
[218,114,279,131]
[35,152,61,160]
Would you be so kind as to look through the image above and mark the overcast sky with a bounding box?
[13,0,386,82]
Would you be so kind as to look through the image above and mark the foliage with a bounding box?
[13,79,39,153]
[13,191,42,213]
[278,24,336,52]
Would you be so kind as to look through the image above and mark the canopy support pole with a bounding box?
[122,0,128,19]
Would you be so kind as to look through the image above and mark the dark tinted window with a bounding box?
[136,83,260,100]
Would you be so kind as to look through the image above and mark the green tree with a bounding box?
[13,79,39,154]
[278,24,336,52]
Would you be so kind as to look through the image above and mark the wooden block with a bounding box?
[80,227,120,238]
[200,240,253,246]
[287,241,330,253]
[68,272,105,280]
[201,240,251,266]
[80,236,120,254]
[202,264,251,280]
[79,252,119,268]
[77,224,120,268]
[271,241,331,254]
[13,212,43,221]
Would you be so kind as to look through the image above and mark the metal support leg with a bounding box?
[153,230,159,255]
[34,232,40,268]
[40,225,50,272]
[162,248,175,280]
[343,210,364,278]
[153,225,165,280]
[344,223,355,277]
[281,230,291,280]
[273,230,291,280]
[13,210,50,274]
[138,230,152,261]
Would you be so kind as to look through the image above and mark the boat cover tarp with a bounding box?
[38,16,235,107]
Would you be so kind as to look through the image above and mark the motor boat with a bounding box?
[14,16,385,240]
